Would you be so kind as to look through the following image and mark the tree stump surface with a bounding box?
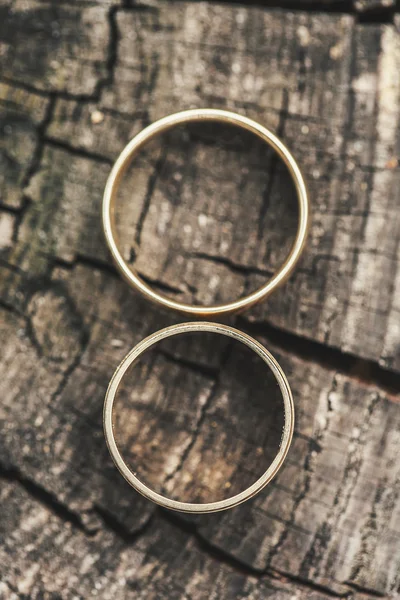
[0,1,399,599]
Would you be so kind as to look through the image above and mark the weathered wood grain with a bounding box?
[2,1,398,368]
[185,363,400,595]
[0,1,111,96]
[0,83,50,209]
[0,1,400,598]
[1,261,400,596]
[2,479,369,600]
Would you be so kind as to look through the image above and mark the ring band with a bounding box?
[103,322,294,514]
[102,108,310,317]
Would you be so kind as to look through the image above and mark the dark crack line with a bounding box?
[1,2,120,107]
[267,568,352,599]
[0,314,387,599]
[357,5,399,23]
[0,202,25,216]
[299,392,380,579]
[0,464,89,535]
[0,461,382,599]
[237,316,400,397]
[139,271,184,296]
[3,252,400,398]
[0,0,396,122]
[11,96,57,240]
[158,509,352,598]
[157,480,383,599]
[93,5,120,100]
[0,3,120,113]
[161,341,233,492]
[0,296,47,360]
[0,463,154,545]
[265,375,337,571]
[120,1,160,13]
[44,292,91,409]
[52,254,119,278]
[0,76,100,105]
[0,296,24,316]
[348,479,385,585]
[347,471,400,592]
[1,2,398,594]
[134,146,169,250]
[257,89,288,240]
[159,507,264,577]
[48,249,400,398]
[187,251,274,278]
[157,348,220,379]
[93,505,154,544]
[162,379,220,489]
[344,581,386,598]
[163,0,399,22]
[43,137,113,164]
[0,88,54,222]
[52,254,184,297]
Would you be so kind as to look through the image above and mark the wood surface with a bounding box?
[0,0,399,598]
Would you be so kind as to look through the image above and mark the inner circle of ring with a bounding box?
[102,108,310,317]
[103,322,295,514]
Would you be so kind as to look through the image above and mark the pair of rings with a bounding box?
[102,109,310,514]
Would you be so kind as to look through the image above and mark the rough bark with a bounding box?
[0,0,399,598]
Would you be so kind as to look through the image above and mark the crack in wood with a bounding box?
[238,317,400,397]
[159,508,360,598]
[43,137,113,164]
[299,392,380,579]
[344,581,386,598]
[5,246,399,398]
[1,2,400,595]
[157,348,220,378]
[267,375,337,569]
[134,146,170,249]
[0,464,90,535]
[162,342,233,492]
[163,0,400,20]
[187,251,274,278]
[95,6,120,100]
[258,89,289,240]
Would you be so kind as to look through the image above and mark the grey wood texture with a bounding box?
[0,1,399,598]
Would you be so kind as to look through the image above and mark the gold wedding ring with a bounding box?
[102,108,310,317]
[104,322,294,514]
